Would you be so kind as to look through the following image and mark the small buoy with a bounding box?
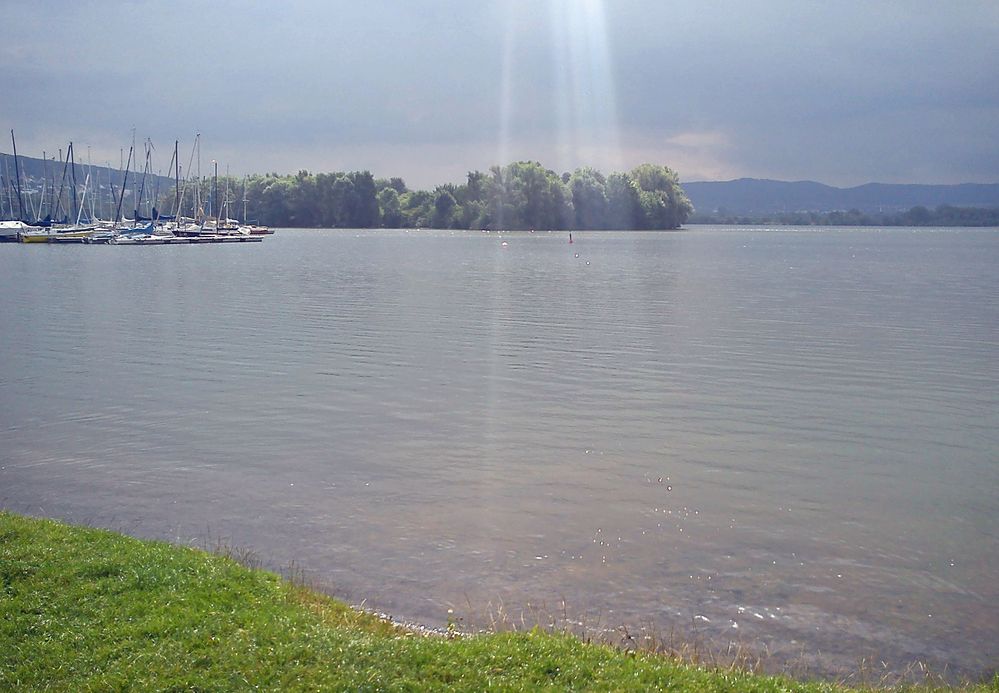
[569,232,573,244]
[501,241,508,247]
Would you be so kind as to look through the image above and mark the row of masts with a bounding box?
[2,131,254,227]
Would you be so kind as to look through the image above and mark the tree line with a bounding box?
[198,162,692,230]
[688,204,999,227]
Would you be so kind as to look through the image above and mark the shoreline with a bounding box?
[4,509,995,689]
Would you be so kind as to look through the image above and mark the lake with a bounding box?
[2,226,997,679]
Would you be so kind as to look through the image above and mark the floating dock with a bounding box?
[39,234,266,245]
[110,235,264,245]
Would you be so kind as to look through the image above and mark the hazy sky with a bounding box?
[2,0,997,188]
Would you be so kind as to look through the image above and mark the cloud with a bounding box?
[2,1,997,187]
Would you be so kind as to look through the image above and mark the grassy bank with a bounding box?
[1,511,994,691]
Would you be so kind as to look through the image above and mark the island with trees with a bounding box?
[238,162,692,230]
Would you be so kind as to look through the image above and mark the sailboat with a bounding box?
[237,175,271,235]
[19,144,103,242]
[0,220,37,242]
[2,130,40,240]
[169,135,210,237]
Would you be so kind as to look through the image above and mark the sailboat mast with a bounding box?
[175,135,198,220]
[130,128,136,219]
[1,156,9,218]
[135,143,150,220]
[76,173,90,226]
[87,146,96,220]
[10,130,25,220]
[69,143,79,224]
[115,150,124,218]
[106,162,113,220]
[224,165,230,221]
[212,160,218,220]
[53,145,72,222]
[115,145,133,223]
[195,134,201,220]
[174,140,180,218]
[40,150,49,220]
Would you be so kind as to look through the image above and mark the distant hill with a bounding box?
[681,178,999,215]
[1,151,176,219]
[0,151,174,192]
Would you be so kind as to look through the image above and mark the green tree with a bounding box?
[904,205,932,225]
[347,171,380,227]
[457,171,488,206]
[329,176,357,227]
[377,187,402,227]
[493,161,572,229]
[375,177,407,195]
[432,187,458,228]
[232,160,692,230]
[569,167,608,229]
[606,173,643,229]
[630,164,693,229]
[400,190,435,228]
[258,178,294,226]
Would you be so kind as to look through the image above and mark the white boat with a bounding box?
[0,220,38,241]
[82,230,117,244]
[240,223,272,235]
[110,233,166,245]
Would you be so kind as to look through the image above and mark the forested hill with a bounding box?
[682,178,999,215]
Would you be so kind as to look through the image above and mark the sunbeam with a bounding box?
[497,0,622,176]
[549,0,622,174]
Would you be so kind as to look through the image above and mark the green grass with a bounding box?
[1,511,995,692]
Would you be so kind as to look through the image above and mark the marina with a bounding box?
[1,131,272,246]
[2,224,269,245]
[57,233,263,245]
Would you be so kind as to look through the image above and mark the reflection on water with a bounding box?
[2,227,997,678]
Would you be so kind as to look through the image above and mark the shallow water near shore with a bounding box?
[2,226,997,679]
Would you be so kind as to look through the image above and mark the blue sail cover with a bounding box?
[119,221,155,234]
[29,214,67,227]
[135,207,176,222]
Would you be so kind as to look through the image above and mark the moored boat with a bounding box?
[111,233,166,245]
[18,225,99,243]
[1,220,38,241]
[242,224,273,235]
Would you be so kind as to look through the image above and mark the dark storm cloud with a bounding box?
[2,1,996,187]
[601,1,999,183]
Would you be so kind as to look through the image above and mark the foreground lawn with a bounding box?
[1,511,994,691]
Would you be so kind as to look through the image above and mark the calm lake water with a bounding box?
[2,226,997,678]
